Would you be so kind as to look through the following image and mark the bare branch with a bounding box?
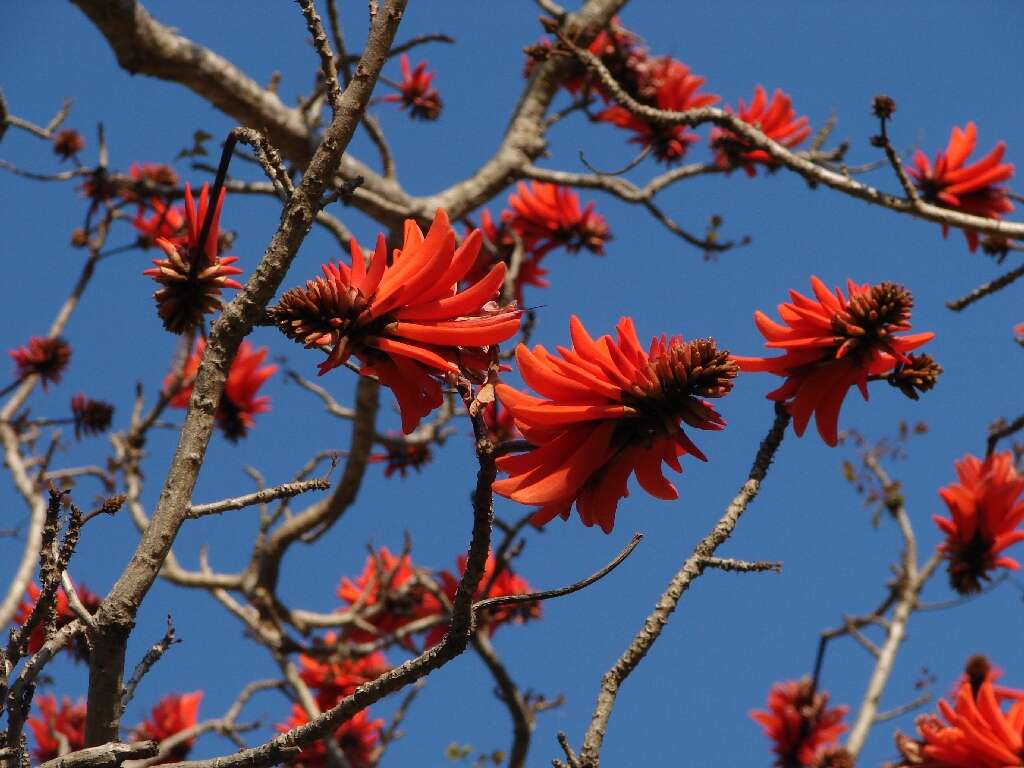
[698,557,782,574]
[119,617,180,715]
[946,262,1024,311]
[187,478,331,519]
[40,743,158,768]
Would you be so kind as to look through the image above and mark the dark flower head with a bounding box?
[907,122,1014,252]
[933,452,1024,595]
[142,183,243,334]
[52,129,85,160]
[494,316,737,533]
[10,336,71,390]
[71,393,114,438]
[886,353,942,401]
[370,438,432,478]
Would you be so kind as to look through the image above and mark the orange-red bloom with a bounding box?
[907,122,1014,252]
[167,339,276,442]
[10,336,71,390]
[143,183,242,334]
[493,316,737,533]
[71,393,114,438]
[131,692,203,763]
[369,437,432,478]
[298,634,390,709]
[278,707,382,768]
[751,679,848,768]
[28,695,87,763]
[893,672,1024,768]
[933,452,1024,595]
[127,162,179,192]
[134,199,187,249]
[503,182,611,261]
[337,547,442,647]
[596,57,718,163]
[52,129,85,161]
[734,277,935,446]
[380,55,442,120]
[15,581,101,662]
[270,209,521,434]
[465,209,549,306]
[711,86,811,176]
[426,552,540,646]
[481,398,521,444]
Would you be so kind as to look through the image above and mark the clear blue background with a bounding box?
[2,2,1023,766]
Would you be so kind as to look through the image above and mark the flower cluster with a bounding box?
[52,129,85,161]
[134,199,187,250]
[143,183,242,334]
[269,209,521,434]
[892,659,1024,768]
[10,336,71,390]
[735,277,936,446]
[908,122,1014,252]
[167,339,276,442]
[369,438,433,478]
[298,633,391,707]
[493,316,737,533]
[71,393,114,438]
[131,692,203,763]
[711,86,811,176]
[28,695,87,763]
[380,55,442,120]
[933,451,1024,595]
[277,708,383,768]
[751,679,849,768]
[14,581,101,662]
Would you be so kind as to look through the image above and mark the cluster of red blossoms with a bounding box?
[28,692,201,764]
[751,678,849,768]
[269,209,521,434]
[933,451,1024,595]
[14,581,101,663]
[892,657,1024,768]
[166,338,277,442]
[10,335,71,390]
[472,182,610,304]
[379,54,442,120]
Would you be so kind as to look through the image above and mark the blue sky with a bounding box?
[2,2,1024,766]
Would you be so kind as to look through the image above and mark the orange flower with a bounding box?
[127,162,179,191]
[369,437,432,478]
[956,655,1024,705]
[10,336,71,390]
[134,199,187,249]
[933,452,1024,595]
[298,633,390,710]
[131,692,203,763]
[426,552,540,646]
[465,209,549,306]
[596,57,718,163]
[167,339,276,442]
[493,316,737,533]
[711,86,811,176]
[14,581,100,662]
[143,183,243,334]
[28,695,87,763]
[734,277,935,446]
[751,679,848,768]
[481,398,521,444]
[379,55,442,120]
[269,209,521,434]
[894,675,1024,768]
[336,547,442,647]
[503,182,611,260]
[277,707,383,768]
[908,122,1014,252]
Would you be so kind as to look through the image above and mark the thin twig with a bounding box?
[946,262,1024,312]
[188,478,331,518]
[119,616,180,715]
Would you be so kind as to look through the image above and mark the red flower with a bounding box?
[128,162,179,189]
[134,199,187,249]
[503,182,611,261]
[711,86,811,176]
[298,633,390,709]
[933,452,1024,595]
[337,547,442,647]
[277,707,382,768]
[380,55,442,120]
[1015,323,1024,347]
[894,675,1024,768]
[28,695,87,763]
[596,57,718,163]
[481,398,521,445]
[269,209,521,434]
[493,316,737,533]
[464,209,549,306]
[426,552,539,646]
[70,393,114,438]
[956,655,1024,704]
[143,183,243,334]
[14,581,101,663]
[52,130,85,161]
[10,336,71,390]
[751,679,848,768]
[907,122,1014,252]
[369,437,432,478]
[167,339,276,442]
[131,692,203,763]
[734,277,935,446]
